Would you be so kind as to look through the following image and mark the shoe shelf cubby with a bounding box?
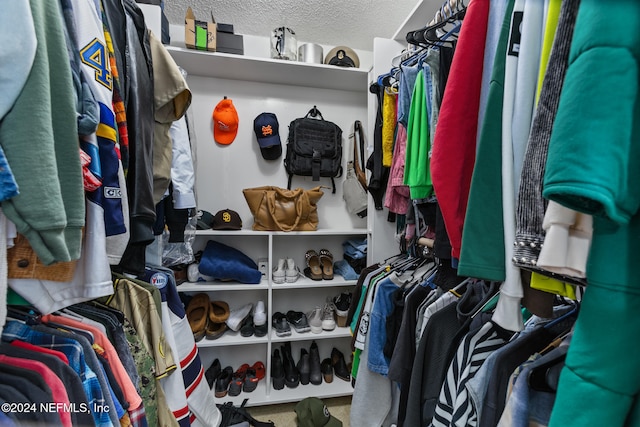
[181,229,363,406]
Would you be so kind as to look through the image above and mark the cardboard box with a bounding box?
[216,32,244,55]
[184,7,216,51]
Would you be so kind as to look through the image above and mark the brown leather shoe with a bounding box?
[186,293,210,341]
[209,300,230,323]
[205,321,227,340]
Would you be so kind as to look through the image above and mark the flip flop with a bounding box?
[305,250,323,280]
[319,249,334,280]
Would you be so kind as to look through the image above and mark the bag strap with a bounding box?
[354,120,366,173]
[305,105,324,120]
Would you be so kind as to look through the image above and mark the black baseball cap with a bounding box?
[253,112,282,160]
[196,210,215,230]
[212,209,242,230]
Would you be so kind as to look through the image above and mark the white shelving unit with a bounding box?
[168,46,370,406]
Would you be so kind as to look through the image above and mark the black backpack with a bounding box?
[284,106,343,193]
[217,400,275,427]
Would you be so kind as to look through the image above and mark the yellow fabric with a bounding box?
[535,0,562,103]
[381,89,397,167]
[530,271,577,300]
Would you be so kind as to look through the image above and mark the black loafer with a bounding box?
[240,317,255,337]
[214,366,233,398]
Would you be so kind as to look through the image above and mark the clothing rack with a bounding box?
[405,0,467,47]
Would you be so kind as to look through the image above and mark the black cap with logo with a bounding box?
[212,209,243,230]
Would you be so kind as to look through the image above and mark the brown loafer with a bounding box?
[209,300,230,323]
[186,293,210,341]
[205,321,227,340]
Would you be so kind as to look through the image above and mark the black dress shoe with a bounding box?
[205,358,221,389]
[271,349,285,390]
[214,366,233,397]
[331,347,350,382]
[297,348,310,385]
[309,341,322,385]
[282,343,299,388]
[321,358,334,383]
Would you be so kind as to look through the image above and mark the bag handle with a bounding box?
[265,188,305,232]
[305,105,324,120]
[353,120,365,172]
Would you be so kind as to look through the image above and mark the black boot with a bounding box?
[331,347,350,382]
[205,358,221,389]
[309,341,322,385]
[282,343,299,388]
[271,349,285,390]
[297,348,310,385]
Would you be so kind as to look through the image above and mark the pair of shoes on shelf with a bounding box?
[214,361,266,397]
[240,301,267,337]
[304,249,334,280]
[333,292,352,327]
[273,258,301,284]
[226,302,254,333]
[186,293,230,341]
[286,310,311,333]
[271,343,299,390]
[272,312,291,337]
[305,297,340,333]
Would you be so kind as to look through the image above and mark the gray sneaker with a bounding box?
[321,300,336,331]
[286,310,311,333]
[306,306,323,334]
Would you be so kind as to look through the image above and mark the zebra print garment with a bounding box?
[431,321,510,427]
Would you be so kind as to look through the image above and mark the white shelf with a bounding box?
[196,330,269,348]
[272,277,357,289]
[195,228,368,236]
[178,281,269,292]
[212,378,353,407]
[271,326,352,343]
[166,46,368,92]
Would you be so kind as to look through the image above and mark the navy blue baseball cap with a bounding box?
[253,112,282,160]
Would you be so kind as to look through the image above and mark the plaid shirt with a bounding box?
[2,321,114,427]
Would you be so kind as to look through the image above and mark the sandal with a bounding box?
[186,293,210,341]
[305,250,323,280]
[318,249,334,280]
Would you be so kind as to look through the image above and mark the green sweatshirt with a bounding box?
[0,0,85,264]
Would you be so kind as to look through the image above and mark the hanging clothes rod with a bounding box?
[406,0,466,47]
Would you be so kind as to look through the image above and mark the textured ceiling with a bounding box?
[164,0,434,50]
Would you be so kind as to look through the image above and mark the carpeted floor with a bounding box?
[247,396,351,426]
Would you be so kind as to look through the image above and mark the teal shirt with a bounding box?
[457,0,516,280]
[543,0,640,291]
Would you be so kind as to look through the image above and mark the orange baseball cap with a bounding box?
[212,97,239,145]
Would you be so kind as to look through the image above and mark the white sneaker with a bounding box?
[226,303,253,332]
[321,300,336,331]
[285,258,300,283]
[306,306,323,334]
[253,300,266,326]
[187,263,215,283]
[273,259,286,284]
